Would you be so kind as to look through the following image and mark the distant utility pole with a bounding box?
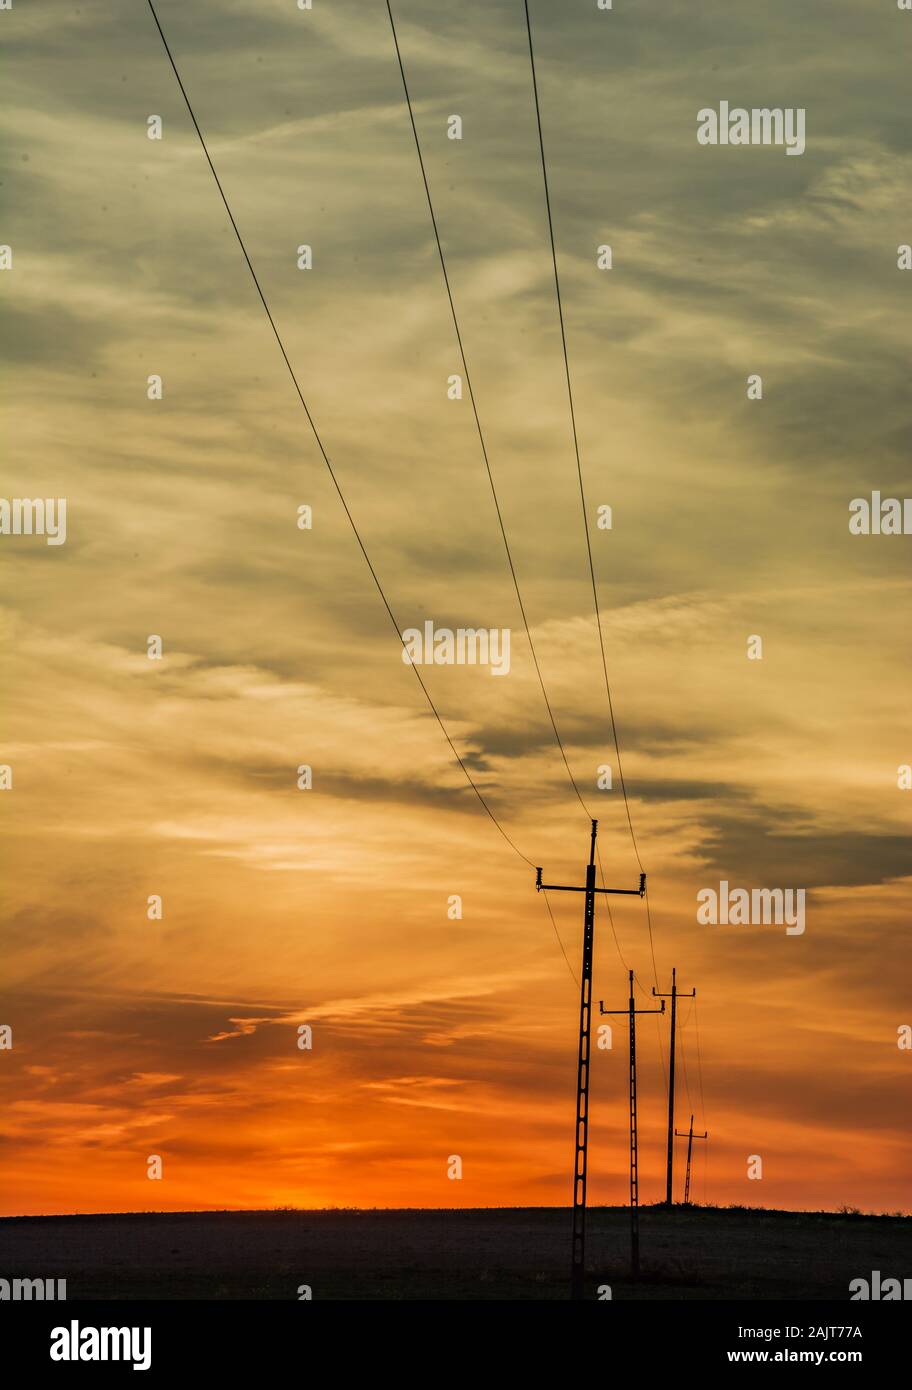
[652,967,696,1206]
[535,819,645,1301]
[599,970,664,1278]
[675,1114,708,1205]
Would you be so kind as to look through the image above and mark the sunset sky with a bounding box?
[2,0,910,1217]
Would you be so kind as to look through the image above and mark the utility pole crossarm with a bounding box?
[652,979,697,1001]
[536,868,646,897]
[600,1001,665,1016]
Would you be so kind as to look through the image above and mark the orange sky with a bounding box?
[2,0,911,1217]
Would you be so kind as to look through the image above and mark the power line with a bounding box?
[601,882,629,974]
[596,836,666,1088]
[522,0,663,1000]
[543,889,578,987]
[522,0,647,870]
[145,0,536,871]
[642,886,661,989]
[599,863,666,1092]
[653,1006,669,1098]
[385,0,596,826]
[679,1018,693,1113]
[678,997,697,1117]
[695,1000,709,1128]
[385,0,665,1014]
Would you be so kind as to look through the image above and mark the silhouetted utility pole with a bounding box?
[535,820,645,1301]
[600,970,664,1278]
[653,968,696,1206]
[675,1113,708,1205]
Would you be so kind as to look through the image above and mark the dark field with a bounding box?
[2,1205,910,1300]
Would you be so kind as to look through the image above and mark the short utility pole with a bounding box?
[535,820,645,1301]
[675,1113,708,1205]
[600,970,664,1278]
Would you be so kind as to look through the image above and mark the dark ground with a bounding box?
[1,1205,909,1300]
